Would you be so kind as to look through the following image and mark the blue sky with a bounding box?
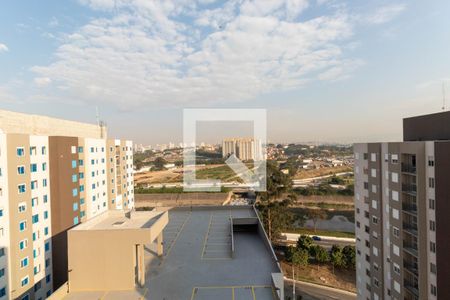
[1,0,450,145]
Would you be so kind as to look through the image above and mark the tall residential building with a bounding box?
[0,110,134,300]
[222,138,263,161]
[354,111,450,300]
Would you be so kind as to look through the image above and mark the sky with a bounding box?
[1,0,450,145]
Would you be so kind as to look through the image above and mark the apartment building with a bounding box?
[0,110,134,300]
[354,111,450,300]
[222,138,263,161]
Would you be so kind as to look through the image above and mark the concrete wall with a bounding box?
[0,109,106,138]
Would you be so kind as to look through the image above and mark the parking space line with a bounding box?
[190,285,274,300]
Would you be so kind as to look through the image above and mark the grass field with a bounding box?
[282,228,355,238]
[294,165,352,179]
[289,207,355,223]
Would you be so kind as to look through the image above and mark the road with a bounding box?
[284,278,356,300]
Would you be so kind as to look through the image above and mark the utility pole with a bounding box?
[292,264,295,300]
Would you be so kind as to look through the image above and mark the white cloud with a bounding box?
[30,0,392,109]
[0,43,8,52]
[366,3,406,24]
[34,77,52,87]
[48,17,59,27]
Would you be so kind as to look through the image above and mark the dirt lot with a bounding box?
[294,166,352,179]
[280,260,356,293]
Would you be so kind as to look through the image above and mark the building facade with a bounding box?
[222,138,263,161]
[354,111,450,300]
[0,110,134,300]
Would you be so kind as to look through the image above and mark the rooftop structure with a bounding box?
[51,206,284,300]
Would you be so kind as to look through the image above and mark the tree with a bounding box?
[153,157,167,171]
[342,245,356,269]
[330,245,345,273]
[285,246,297,263]
[296,235,313,251]
[292,249,309,268]
[314,246,329,270]
[256,160,296,241]
[308,209,327,232]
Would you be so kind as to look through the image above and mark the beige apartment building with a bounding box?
[354,111,450,300]
[222,138,263,161]
[0,109,134,300]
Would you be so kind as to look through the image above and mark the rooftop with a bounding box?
[72,210,164,231]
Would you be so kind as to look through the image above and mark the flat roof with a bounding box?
[72,210,164,231]
[145,206,281,300]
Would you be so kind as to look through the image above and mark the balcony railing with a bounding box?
[404,262,418,275]
[403,223,418,236]
[404,281,419,298]
[401,164,417,174]
[403,243,418,257]
[402,183,417,195]
[402,203,417,213]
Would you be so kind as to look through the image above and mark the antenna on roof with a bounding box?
[96,106,100,126]
[442,82,446,111]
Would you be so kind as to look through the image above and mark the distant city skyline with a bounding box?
[1,1,450,144]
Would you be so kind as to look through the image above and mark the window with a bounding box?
[79,172,84,179]
[30,164,37,172]
[44,227,49,236]
[80,211,85,218]
[90,147,94,153]
[371,184,377,193]
[72,174,78,182]
[430,220,436,231]
[394,281,400,293]
[393,263,400,274]
[79,185,84,192]
[42,162,47,171]
[41,146,46,155]
[392,190,399,201]
[391,154,398,164]
[32,214,39,224]
[392,208,399,219]
[0,268,4,278]
[46,274,51,283]
[371,169,377,177]
[18,184,26,194]
[32,197,38,207]
[34,281,41,292]
[430,241,436,253]
[430,262,437,274]
[17,165,25,174]
[78,146,83,153]
[34,265,40,275]
[18,202,26,213]
[17,147,25,156]
[429,198,435,210]
[78,159,84,166]
[372,200,378,210]
[20,257,29,268]
[21,276,29,287]
[73,202,78,211]
[431,284,437,296]
[0,287,5,297]
[44,211,48,219]
[19,239,28,250]
[19,221,27,231]
[73,216,79,225]
[91,159,95,165]
[43,195,48,203]
[371,153,377,162]
[30,146,36,155]
[429,177,435,188]
[393,226,400,237]
[71,160,77,168]
[372,216,378,224]
[31,180,37,190]
[0,248,4,257]
[45,242,50,252]
[42,179,47,187]
[391,172,398,183]
[373,246,378,256]
[80,198,85,205]
[393,245,400,256]
[428,156,435,167]
[45,258,51,268]
[72,188,78,197]
[71,146,76,154]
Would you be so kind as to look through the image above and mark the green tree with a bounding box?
[314,246,329,270]
[330,245,345,273]
[256,160,296,241]
[342,245,356,269]
[285,246,297,263]
[292,249,309,268]
[153,157,167,171]
[296,235,313,251]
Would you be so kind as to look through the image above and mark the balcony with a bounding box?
[402,183,417,195]
[404,281,419,299]
[404,261,418,275]
[403,242,418,257]
[403,223,418,236]
[401,164,417,174]
[402,203,417,214]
